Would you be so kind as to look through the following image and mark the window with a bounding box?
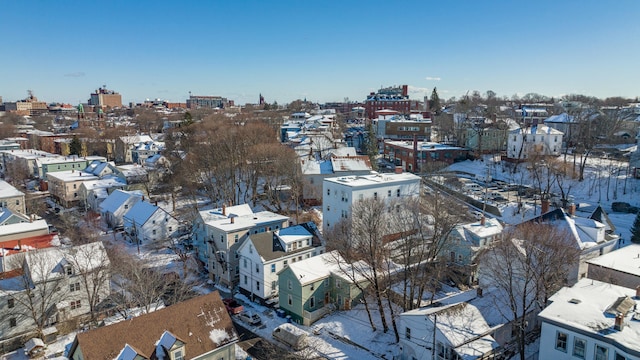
[336,279,341,288]
[255,264,259,273]
[397,189,401,197]
[244,275,248,285]
[249,245,253,253]
[595,345,608,360]
[234,234,239,243]
[70,300,81,310]
[288,294,293,305]
[388,190,392,197]
[284,260,288,267]
[310,296,315,308]
[174,350,184,360]
[66,266,73,275]
[220,235,224,243]
[9,318,16,327]
[256,281,260,291]
[327,188,330,196]
[243,259,247,268]
[555,331,567,352]
[271,264,276,273]
[615,352,627,360]
[405,327,411,339]
[572,337,586,359]
[288,280,292,290]
[73,184,77,189]
[70,282,81,292]
[8,298,14,308]
[310,283,315,291]
[152,229,156,235]
[271,281,277,291]
[373,192,378,200]
[326,205,330,212]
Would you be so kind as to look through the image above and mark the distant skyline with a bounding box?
[1,1,639,106]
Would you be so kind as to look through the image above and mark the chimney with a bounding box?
[402,85,408,97]
[541,199,550,214]
[395,166,403,174]
[222,204,226,216]
[614,313,624,331]
[636,285,640,299]
[568,203,576,216]
[230,216,235,224]
[17,239,22,251]
[480,216,486,226]
[477,287,483,297]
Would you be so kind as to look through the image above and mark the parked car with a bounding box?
[237,311,262,326]
[612,202,639,214]
[222,298,244,315]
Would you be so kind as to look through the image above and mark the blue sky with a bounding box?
[1,1,638,105]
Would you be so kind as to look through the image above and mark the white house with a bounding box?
[300,153,372,204]
[0,242,111,348]
[322,172,421,234]
[506,124,563,160]
[78,176,127,212]
[538,278,640,360]
[522,208,620,284]
[236,222,324,303]
[122,201,181,244]
[0,180,26,215]
[98,189,144,230]
[190,204,289,288]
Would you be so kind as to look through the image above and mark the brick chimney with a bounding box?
[541,199,550,214]
[480,216,486,226]
[402,85,408,97]
[568,203,576,216]
[395,166,403,174]
[230,216,235,224]
[614,313,625,331]
[222,204,226,216]
[636,285,640,299]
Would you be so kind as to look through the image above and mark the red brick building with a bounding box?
[364,85,423,119]
[384,139,469,173]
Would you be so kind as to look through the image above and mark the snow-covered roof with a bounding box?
[539,278,640,354]
[124,201,161,227]
[26,241,109,283]
[461,218,503,239]
[120,134,153,144]
[116,164,148,177]
[586,243,640,277]
[99,189,143,214]
[46,170,99,182]
[286,250,367,285]
[0,149,56,160]
[0,219,49,237]
[199,205,288,232]
[276,225,312,245]
[509,124,563,135]
[324,172,420,188]
[330,156,372,172]
[0,179,24,198]
[80,176,126,192]
[544,113,575,124]
[385,140,466,151]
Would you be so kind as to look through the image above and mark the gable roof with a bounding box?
[589,204,616,234]
[71,291,238,360]
[123,201,162,227]
[0,179,25,198]
[99,189,143,214]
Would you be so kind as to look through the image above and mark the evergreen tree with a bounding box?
[362,122,378,170]
[182,111,193,126]
[69,136,82,156]
[430,87,441,115]
[631,212,640,244]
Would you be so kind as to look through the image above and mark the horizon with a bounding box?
[1,1,639,105]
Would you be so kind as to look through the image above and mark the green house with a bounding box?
[278,250,368,325]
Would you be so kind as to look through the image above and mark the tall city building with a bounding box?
[186,95,229,109]
[89,86,122,108]
[364,85,422,119]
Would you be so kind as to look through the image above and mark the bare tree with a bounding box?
[65,241,111,324]
[477,222,580,360]
[0,250,70,339]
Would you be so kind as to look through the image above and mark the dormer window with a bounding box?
[65,265,73,276]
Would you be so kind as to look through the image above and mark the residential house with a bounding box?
[300,153,372,204]
[83,159,116,178]
[383,140,469,172]
[278,250,367,326]
[36,156,104,180]
[521,208,619,284]
[538,278,640,360]
[114,134,154,164]
[587,243,640,290]
[46,170,99,207]
[236,222,324,304]
[123,201,181,244]
[374,112,432,141]
[544,113,576,148]
[131,140,164,165]
[0,242,110,351]
[0,217,50,243]
[399,287,538,360]
[0,149,58,179]
[67,291,238,360]
[0,180,26,215]
[78,176,127,212]
[98,189,143,230]
[322,172,421,234]
[191,204,289,288]
[506,124,563,160]
[113,164,149,192]
[443,218,504,284]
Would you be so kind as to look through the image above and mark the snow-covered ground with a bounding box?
[445,155,639,243]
